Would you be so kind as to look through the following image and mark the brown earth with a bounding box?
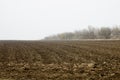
[0,40,120,80]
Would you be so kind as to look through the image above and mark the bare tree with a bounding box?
[111,26,120,39]
[87,26,96,39]
[98,27,112,39]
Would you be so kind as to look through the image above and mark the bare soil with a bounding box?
[0,40,120,80]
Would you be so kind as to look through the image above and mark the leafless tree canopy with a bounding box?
[44,26,120,40]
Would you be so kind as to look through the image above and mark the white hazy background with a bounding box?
[0,0,120,40]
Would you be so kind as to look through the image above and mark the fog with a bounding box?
[0,0,120,40]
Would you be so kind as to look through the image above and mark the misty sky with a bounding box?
[0,0,120,40]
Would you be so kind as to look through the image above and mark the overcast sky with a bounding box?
[0,0,120,40]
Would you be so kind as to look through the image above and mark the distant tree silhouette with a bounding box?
[44,26,120,40]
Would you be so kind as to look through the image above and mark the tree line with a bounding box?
[44,26,120,40]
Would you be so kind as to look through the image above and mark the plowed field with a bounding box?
[0,40,120,80]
